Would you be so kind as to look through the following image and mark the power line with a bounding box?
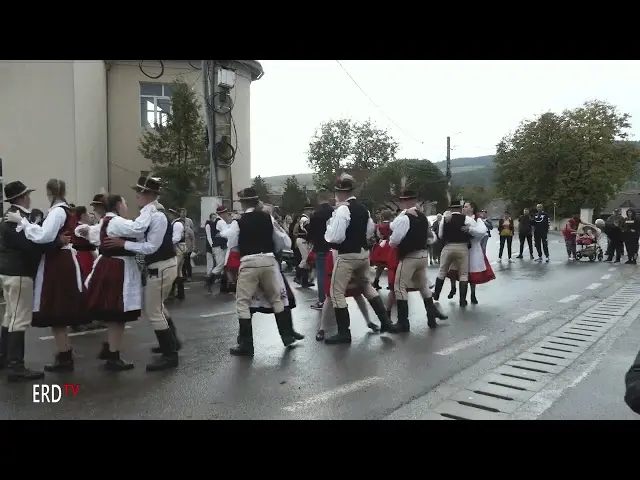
[335,60,426,146]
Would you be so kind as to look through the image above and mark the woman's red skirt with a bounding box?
[86,256,141,323]
[324,252,361,299]
[226,249,241,271]
[307,250,316,268]
[448,255,496,285]
[32,249,89,328]
[370,241,391,266]
[386,248,419,291]
[76,251,95,280]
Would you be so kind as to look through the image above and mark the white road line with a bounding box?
[434,335,487,356]
[558,294,582,303]
[200,311,235,318]
[601,274,612,280]
[282,376,383,412]
[39,326,132,341]
[585,283,602,290]
[513,310,547,324]
[608,267,616,271]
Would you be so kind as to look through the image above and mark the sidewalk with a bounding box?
[538,307,640,420]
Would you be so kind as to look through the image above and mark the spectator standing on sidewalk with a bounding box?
[533,203,551,263]
[497,211,514,262]
[604,208,624,263]
[307,190,334,310]
[622,209,640,264]
[516,208,534,259]
[562,215,581,260]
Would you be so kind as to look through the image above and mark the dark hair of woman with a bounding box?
[381,210,393,221]
[105,194,123,213]
[468,201,479,216]
[289,214,300,237]
[74,205,87,221]
[45,178,67,207]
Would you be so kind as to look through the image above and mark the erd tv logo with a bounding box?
[32,384,80,403]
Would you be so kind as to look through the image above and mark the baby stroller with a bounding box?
[574,224,604,262]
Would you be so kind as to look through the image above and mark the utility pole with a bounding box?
[203,60,218,197]
[446,136,452,205]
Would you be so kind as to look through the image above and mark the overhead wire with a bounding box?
[335,60,427,146]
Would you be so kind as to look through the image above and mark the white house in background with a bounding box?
[0,60,263,213]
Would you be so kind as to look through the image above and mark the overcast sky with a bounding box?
[249,60,640,178]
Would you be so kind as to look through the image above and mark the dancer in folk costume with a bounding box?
[99,176,180,371]
[72,206,98,280]
[445,202,494,304]
[5,179,90,372]
[295,205,316,288]
[225,188,298,356]
[324,174,394,344]
[370,209,394,290]
[0,181,67,381]
[83,194,142,371]
[221,213,240,294]
[167,208,187,300]
[315,247,380,341]
[205,206,230,291]
[388,185,448,331]
[433,202,474,307]
[249,203,304,341]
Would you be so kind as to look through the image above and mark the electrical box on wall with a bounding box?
[217,68,236,89]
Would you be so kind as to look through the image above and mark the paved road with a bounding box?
[3,235,638,420]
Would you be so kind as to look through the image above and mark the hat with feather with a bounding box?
[393,175,419,200]
[132,174,161,194]
[334,173,356,192]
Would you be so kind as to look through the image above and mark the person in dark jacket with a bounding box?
[516,208,534,259]
[605,209,624,263]
[622,209,640,264]
[533,203,551,263]
[306,190,334,310]
[625,351,640,415]
[0,181,66,381]
[497,211,514,261]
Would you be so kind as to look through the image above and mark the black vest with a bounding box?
[442,214,470,244]
[145,212,176,265]
[334,199,369,254]
[212,218,228,249]
[397,212,429,259]
[238,211,275,257]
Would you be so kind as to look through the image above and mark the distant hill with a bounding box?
[261,155,496,193]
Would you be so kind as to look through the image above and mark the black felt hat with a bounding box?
[449,203,463,209]
[334,173,355,192]
[167,208,180,215]
[132,175,161,194]
[237,187,259,201]
[303,204,314,210]
[398,189,419,200]
[4,181,35,202]
[90,193,106,206]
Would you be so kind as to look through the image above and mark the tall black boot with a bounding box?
[447,280,457,299]
[152,316,182,353]
[294,268,301,284]
[324,308,352,344]
[425,297,448,329]
[6,331,44,382]
[300,268,310,288]
[433,277,445,301]
[146,329,179,371]
[176,277,186,300]
[44,349,74,372]
[368,295,393,333]
[459,281,469,307]
[98,341,110,360]
[395,300,410,333]
[275,310,296,347]
[230,318,254,356]
[0,326,9,370]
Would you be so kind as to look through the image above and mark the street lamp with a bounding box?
[553,202,557,230]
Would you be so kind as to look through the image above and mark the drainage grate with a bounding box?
[423,288,640,420]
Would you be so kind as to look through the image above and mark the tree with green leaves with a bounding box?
[453,185,497,211]
[494,100,640,216]
[307,118,399,189]
[281,176,308,215]
[361,159,448,211]
[139,79,208,216]
[251,175,271,200]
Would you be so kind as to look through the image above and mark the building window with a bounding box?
[140,83,173,128]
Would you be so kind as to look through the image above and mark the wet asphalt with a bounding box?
[2,234,637,420]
